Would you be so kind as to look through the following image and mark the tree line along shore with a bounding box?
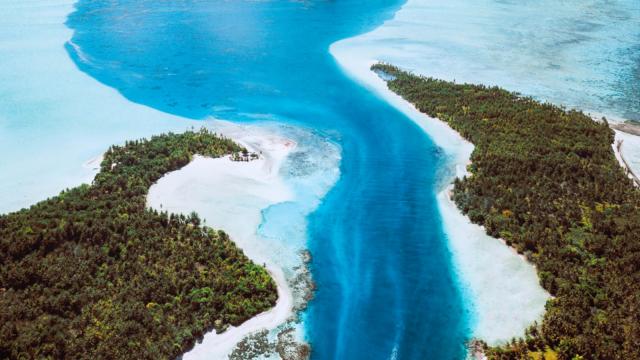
[372,63,640,360]
[0,129,277,359]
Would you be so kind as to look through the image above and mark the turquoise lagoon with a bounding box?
[65,1,470,358]
[1,0,638,359]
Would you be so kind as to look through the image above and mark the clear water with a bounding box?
[2,0,638,359]
[343,0,640,122]
[65,0,469,359]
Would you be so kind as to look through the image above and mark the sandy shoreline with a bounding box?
[330,43,550,345]
[147,124,297,359]
[587,114,640,184]
[611,122,640,137]
[613,131,640,187]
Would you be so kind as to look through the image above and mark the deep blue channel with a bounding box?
[66,1,470,358]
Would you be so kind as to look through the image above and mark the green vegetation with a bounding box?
[0,129,277,359]
[372,64,640,360]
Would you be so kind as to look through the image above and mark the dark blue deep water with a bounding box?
[66,1,469,358]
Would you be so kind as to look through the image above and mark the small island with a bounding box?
[0,130,277,359]
[372,64,640,359]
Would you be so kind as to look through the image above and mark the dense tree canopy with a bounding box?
[0,130,277,359]
[373,64,640,360]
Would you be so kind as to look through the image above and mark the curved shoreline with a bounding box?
[329,46,550,345]
[1,1,305,355]
[147,124,298,359]
[588,116,640,184]
[613,132,640,187]
[2,1,331,356]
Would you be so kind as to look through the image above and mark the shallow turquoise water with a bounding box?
[349,0,640,122]
[58,0,640,359]
[66,0,469,358]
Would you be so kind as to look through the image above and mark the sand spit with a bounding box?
[148,125,297,359]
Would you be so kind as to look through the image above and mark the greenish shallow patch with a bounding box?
[0,130,277,359]
[373,64,640,360]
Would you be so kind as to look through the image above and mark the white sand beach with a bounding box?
[588,114,640,183]
[147,124,298,359]
[613,130,640,186]
[331,40,550,345]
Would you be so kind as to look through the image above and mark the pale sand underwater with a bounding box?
[0,0,192,214]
